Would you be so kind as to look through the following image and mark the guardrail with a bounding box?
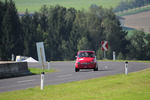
[0,62,32,79]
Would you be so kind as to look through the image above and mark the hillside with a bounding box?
[1,0,126,12]
[122,10,150,33]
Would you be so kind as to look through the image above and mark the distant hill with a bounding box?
[1,0,126,12]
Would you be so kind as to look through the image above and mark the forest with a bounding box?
[0,0,150,61]
[115,0,150,12]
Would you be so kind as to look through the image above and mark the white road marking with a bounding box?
[57,74,72,78]
[17,79,36,83]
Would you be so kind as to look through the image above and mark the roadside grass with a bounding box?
[0,67,149,100]
[127,60,150,64]
[28,68,57,74]
[1,0,126,12]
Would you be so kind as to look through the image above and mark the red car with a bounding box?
[75,50,98,72]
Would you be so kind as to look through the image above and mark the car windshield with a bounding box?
[78,52,94,58]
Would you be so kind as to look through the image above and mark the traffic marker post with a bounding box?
[11,54,14,61]
[113,51,116,60]
[41,72,45,90]
[48,62,51,70]
[125,62,128,75]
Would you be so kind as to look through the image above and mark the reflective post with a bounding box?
[12,54,14,61]
[125,62,128,75]
[104,51,106,59]
[48,62,51,70]
[41,72,45,90]
[113,51,116,60]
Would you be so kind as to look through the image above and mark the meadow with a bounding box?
[2,0,126,12]
[28,68,57,74]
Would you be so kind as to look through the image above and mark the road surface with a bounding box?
[0,61,150,93]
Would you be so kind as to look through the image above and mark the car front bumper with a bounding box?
[75,63,96,69]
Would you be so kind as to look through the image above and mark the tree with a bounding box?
[46,5,67,60]
[1,0,23,60]
[102,8,122,59]
[68,10,88,60]
[119,30,130,59]
[20,10,32,57]
[31,12,43,59]
[64,7,76,41]
[39,5,48,32]
[21,10,43,59]
[87,6,104,51]
[115,0,150,13]
[116,1,126,13]
[0,1,5,59]
[127,29,147,60]
[145,33,150,60]
[77,37,91,50]
[144,0,150,6]
[135,0,143,9]
[61,7,76,60]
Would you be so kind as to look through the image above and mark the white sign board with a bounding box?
[36,42,46,63]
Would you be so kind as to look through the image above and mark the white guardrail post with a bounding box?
[41,72,45,90]
[125,62,128,75]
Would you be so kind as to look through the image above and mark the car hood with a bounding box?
[77,57,94,62]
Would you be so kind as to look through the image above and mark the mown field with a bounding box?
[1,0,126,12]
[122,10,150,33]
[0,67,150,100]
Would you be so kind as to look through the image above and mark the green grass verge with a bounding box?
[0,68,149,100]
[28,68,57,74]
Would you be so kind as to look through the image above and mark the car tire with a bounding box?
[75,67,79,72]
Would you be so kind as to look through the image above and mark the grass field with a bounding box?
[29,68,57,74]
[0,67,149,100]
[1,0,126,12]
[122,10,150,33]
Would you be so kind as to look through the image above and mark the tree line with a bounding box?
[0,0,150,61]
[115,0,150,13]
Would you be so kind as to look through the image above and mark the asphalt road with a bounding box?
[0,61,150,93]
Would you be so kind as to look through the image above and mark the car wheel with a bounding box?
[75,67,79,72]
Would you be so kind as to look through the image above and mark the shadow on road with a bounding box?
[76,69,114,72]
